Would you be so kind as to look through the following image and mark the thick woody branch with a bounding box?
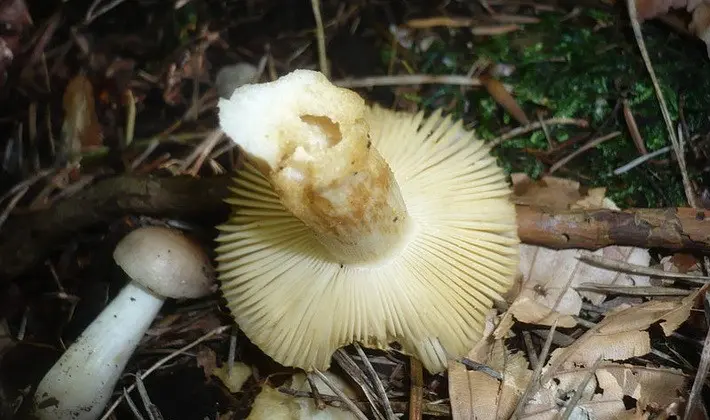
[516,206,710,251]
[0,174,231,282]
[1,174,709,283]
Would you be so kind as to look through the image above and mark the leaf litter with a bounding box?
[450,174,704,419]
[1,1,709,419]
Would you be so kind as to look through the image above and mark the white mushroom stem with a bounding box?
[32,282,164,420]
[32,226,214,420]
[219,70,414,265]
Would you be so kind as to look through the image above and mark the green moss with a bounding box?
[386,8,710,207]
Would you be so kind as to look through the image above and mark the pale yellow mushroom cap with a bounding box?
[215,70,519,373]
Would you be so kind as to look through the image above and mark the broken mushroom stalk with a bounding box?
[215,69,520,374]
[31,226,214,420]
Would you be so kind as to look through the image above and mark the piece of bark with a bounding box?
[2,174,710,283]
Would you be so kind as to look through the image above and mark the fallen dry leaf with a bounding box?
[689,3,710,55]
[634,0,691,20]
[449,312,530,420]
[60,74,103,165]
[620,0,710,57]
[195,345,218,381]
[480,74,530,125]
[661,252,701,274]
[544,289,700,374]
[511,174,583,210]
[499,175,651,332]
[449,341,531,420]
[524,363,689,419]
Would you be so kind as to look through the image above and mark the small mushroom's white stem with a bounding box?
[219,70,414,265]
[32,281,164,420]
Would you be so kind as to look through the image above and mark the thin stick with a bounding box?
[510,319,558,419]
[99,325,229,420]
[613,145,672,175]
[560,357,603,420]
[313,369,370,420]
[574,283,692,297]
[408,357,423,420]
[622,99,648,154]
[187,130,225,176]
[333,74,482,88]
[0,187,30,232]
[310,0,329,78]
[129,139,160,171]
[577,252,710,284]
[682,292,710,420]
[0,169,54,205]
[177,129,223,174]
[84,0,128,24]
[626,0,697,208]
[333,350,386,420]
[353,344,396,420]
[134,373,162,420]
[278,387,452,417]
[122,388,146,420]
[458,358,502,380]
[488,118,589,148]
[549,131,621,173]
[306,373,327,410]
[227,326,237,376]
[522,331,539,369]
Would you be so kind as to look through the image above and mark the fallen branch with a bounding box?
[516,205,710,251]
[2,174,710,282]
[0,174,230,282]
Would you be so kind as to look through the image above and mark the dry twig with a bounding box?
[333,350,387,420]
[613,145,672,175]
[510,320,559,419]
[333,74,482,88]
[10,175,710,282]
[487,118,589,148]
[353,344,396,420]
[310,0,329,78]
[549,131,621,173]
[313,369,370,420]
[682,292,710,420]
[560,357,603,420]
[626,0,697,208]
[409,357,423,420]
[100,325,229,420]
[577,252,710,284]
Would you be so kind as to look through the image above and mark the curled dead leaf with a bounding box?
[60,74,103,165]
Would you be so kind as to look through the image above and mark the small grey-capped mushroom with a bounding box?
[31,225,214,420]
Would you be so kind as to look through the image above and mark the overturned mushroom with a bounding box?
[215,69,519,373]
[31,226,214,420]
